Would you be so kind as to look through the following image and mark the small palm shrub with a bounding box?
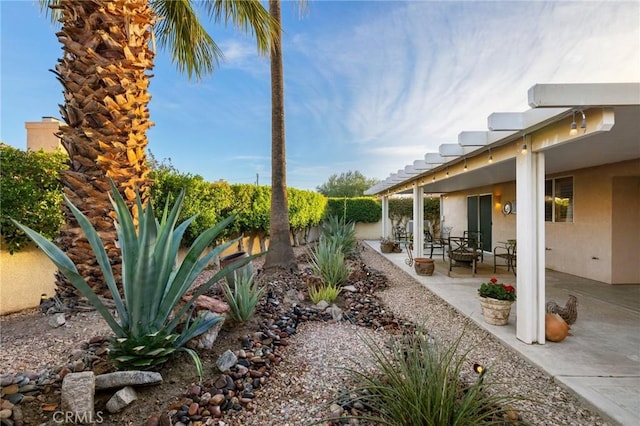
[307,281,341,304]
[320,214,357,256]
[221,272,265,323]
[13,181,254,380]
[343,327,526,424]
[309,238,350,288]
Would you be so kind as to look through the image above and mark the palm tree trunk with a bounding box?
[52,0,154,299]
[264,0,297,271]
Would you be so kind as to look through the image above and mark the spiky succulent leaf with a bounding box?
[16,179,252,378]
[179,347,204,382]
[176,310,224,348]
[221,272,265,323]
[11,219,124,336]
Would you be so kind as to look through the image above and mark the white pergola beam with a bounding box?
[528,83,640,107]
[413,159,432,170]
[488,108,569,131]
[388,173,405,183]
[458,130,516,146]
[404,165,421,175]
[425,153,445,164]
[438,143,475,157]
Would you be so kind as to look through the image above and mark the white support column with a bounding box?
[381,196,390,240]
[535,154,546,343]
[413,185,425,257]
[516,136,546,344]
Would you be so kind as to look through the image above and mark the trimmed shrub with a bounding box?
[326,197,381,223]
[0,144,67,253]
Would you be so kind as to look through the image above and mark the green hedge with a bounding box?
[2,149,441,252]
[389,197,440,226]
[0,144,67,254]
[149,167,234,245]
[150,167,328,246]
[326,197,381,223]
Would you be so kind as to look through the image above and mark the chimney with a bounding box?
[25,117,62,152]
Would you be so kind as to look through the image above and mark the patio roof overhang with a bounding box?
[365,83,640,197]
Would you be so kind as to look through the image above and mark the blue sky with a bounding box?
[1,1,639,190]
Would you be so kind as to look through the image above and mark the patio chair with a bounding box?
[425,229,448,260]
[463,230,484,263]
[393,225,410,244]
[447,236,480,276]
[493,240,517,275]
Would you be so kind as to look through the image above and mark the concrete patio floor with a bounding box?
[364,240,640,426]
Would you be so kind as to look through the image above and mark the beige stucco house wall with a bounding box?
[441,158,640,285]
[545,159,639,284]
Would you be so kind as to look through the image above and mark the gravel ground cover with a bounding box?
[0,243,611,425]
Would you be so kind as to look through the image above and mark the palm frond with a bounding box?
[152,0,222,80]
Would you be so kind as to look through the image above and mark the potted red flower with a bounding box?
[478,278,516,325]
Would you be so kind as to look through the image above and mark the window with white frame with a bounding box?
[545,176,573,222]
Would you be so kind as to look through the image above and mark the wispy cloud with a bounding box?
[285,1,639,182]
[218,38,270,78]
[2,1,638,190]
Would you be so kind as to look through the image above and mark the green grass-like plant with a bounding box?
[320,214,357,256]
[307,282,342,304]
[12,181,256,381]
[342,326,527,425]
[221,271,265,323]
[309,238,350,288]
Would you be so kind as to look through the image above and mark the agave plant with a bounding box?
[221,271,265,323]
[319,214,357,256]
[13,180,254,379]
[308,238,350,288]
[307,281,341,304]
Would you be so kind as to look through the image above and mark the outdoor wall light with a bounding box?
[569,109,586,136]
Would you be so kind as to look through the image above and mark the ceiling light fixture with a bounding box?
[463,158,468,172]
[488,148,493,164]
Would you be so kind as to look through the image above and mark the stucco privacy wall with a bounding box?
[1,219,388,314]
[0,233,275,315]
[1,243,57,314]
[442,159,639,285]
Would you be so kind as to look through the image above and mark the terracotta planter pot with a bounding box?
[414,257,435,276]
[478,296,513,326]
[220,251,253,286]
